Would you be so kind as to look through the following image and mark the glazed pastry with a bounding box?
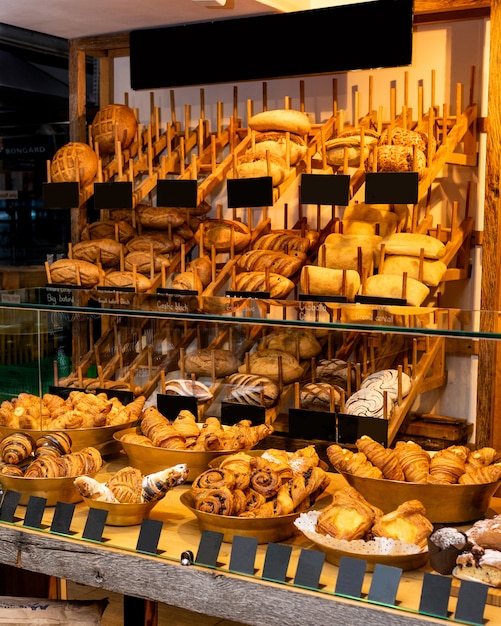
[0,432,36,465]
[356,435,405,481]
[106,466,143,503]
[74,475,119,503]
[141,463,189,502]
[192,487,234,516]
[191,467,237,492]
[371,499,434,549]
[393,440,430,483]
[316,486,383,541]
[35,432,73,458]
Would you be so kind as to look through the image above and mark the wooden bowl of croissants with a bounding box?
[327,436,501,523]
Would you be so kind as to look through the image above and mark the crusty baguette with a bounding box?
[252,232,312,253]
[248,109,312,135]
[382,232,446,259]
[300,265,361,301]
[236,249,305,277]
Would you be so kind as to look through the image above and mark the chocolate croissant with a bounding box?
[141,463,189,502]
[0,432,35,465]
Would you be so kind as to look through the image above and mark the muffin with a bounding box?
[427,526,470,575]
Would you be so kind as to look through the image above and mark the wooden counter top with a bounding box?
[1,456,500,626]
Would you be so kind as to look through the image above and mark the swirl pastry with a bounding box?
[226,373,280,408]
[163,379,213,403]
[193,487,234,516]
[141,463,189,502]
[192,467,236,492]
[0,432,36,465]
[344,387,394,419]
[361,368,412,400]
[249,457,282,498]
[356,435,405,481]
[35,432,73,458]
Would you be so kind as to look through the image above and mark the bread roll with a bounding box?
[253,131,307,165]
[381,255,447,287]
[382,233,446,259]
[361,273,430,307]
[320,234,382,273]
[195,219,251,252]
[234,152,290,187]
[182,349,241,378]
[50,142,98,186]
[300,265,361,301]
[238,349,304,384]
[72,238,122,268]
[49,258,100,287]
[248,109,312,135]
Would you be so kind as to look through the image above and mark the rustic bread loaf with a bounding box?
[82,220,136,243]
[136,205,187,230]
[195,219,251,253]
[170,270,204,294]
[50,141,98,186]
[361,273,430,306]
[325,128,379,167]
[382,232,446,259]
[103,270,152,292]
[186,256,213,288]
[320,234,382,272]
[253,131,307,165]
[234,151,290,187]
[49,258,100,287]
[238,349,304,384]
[368,144,427,176]
[72,238,123,268]
[234,271,295,299]
[91,103,138,154]
[182,349,241,378]
[381,255,447,287]
[248,109,312,135]
[300,265,361,301]
[259,329,322,359]
[236,249,305,277]
[341,204,399,238]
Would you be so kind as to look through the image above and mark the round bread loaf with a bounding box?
[83,219,136,243]
[182,349,241,378]
[163,379,213,403]
[300,382,343,411]
[50,141,98,186]
[344,387,394,419]
[259,329,322,360]
[92,103,138,154]
[226,373,280,408]
[315,358,355,389]
[170,270,204,294]
[248,109,312,135]
[361,368,412,400]
[368,144,427,176]
[72,238,122,268]
[325,128,379,167]
[253,131,307,165]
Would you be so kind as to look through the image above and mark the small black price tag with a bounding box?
[262,543,293,583]
[355,295,407,306]
[419,572,452,619]
[195,530,224,567]
[82,508,109,543]
[157,179,198,208]
[229,535,258,576]
[454,579,488,625]
[300,173,350,206]
[289,408,336,441]
[220,402,266,426]
[227,177,273,208]
[42,182,79,209]
[136,518,163,555]
[365,171,418,204]
[156,394,198,421]
[335,556,367,598]
[0,491,21,522]
[367,563,402,606]
[293,548,326,590]
[50,501,76,535]
[24,496,47,529]
[337,413,388,446]
[94,181,133,209]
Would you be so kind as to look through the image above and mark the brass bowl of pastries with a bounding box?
[113,427,243,482]
[180,491,307,543]
[0,474,87,506]
[81,497,158,526]
[340,472,501,524]
[0,420,139,453]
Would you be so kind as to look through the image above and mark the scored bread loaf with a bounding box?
[49,258,100,287]
[248,109,312,135]
[186,256,213,288]
[324,128,379,167]
[361,273,430,307]
[300,265,361,301]
[253,131,307,165]
[237,249,305,277]
[234,152,290,187]
[259,329,322,359]
[124,250,171,274]
[182,348,241,378]
[91,103,138,154]
[382,232,446,259]
[82,220,136,243]
[170,270,204,294]
[103,270,152,292]
[195,219,251,252]
[381,255,447,287]
[126,234,179,255]
[252,232,312,253]
[234,271,295,299]
[136,205,187,230]
[50,141,98,186]
[226,373,280,408]
[238,349,304,384]
[72,238,123,268]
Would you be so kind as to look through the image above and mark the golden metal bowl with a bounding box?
[81,497,158,526]
[0,420,139,453]
[0,474,85,506]
[180,491,302,543]
[113,427,245,483]
[340,472,501,523]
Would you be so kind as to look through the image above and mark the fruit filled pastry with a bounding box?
[371,499,434,549]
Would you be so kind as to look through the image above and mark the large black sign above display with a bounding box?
[130,0,413,90]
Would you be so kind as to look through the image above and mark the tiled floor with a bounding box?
[66,580,245,626]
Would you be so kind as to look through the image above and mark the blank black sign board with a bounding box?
[157,394,198,421]
[229,535,258,576]
[300,173,350,207]
[293,548,326,590]
[49,386,86,399]
[94,181,133,209]
[337,414,388,446]
[82,508,109,543]
[195,530,224,568]
[365,171,418,204]
[419,572,452,619]
[227,177,273,208]
[288,408,336,441]
[24,496,47,529]
[0,490,21,522]
[136,518,163,555]
[42,182,79,209]
[454,579,488,625]
[335,556,367,598]
[262,543,293,583]
[367,563,402,606]
[157,179,198,208]
[51,501,76,535]
[221,402,266,426]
